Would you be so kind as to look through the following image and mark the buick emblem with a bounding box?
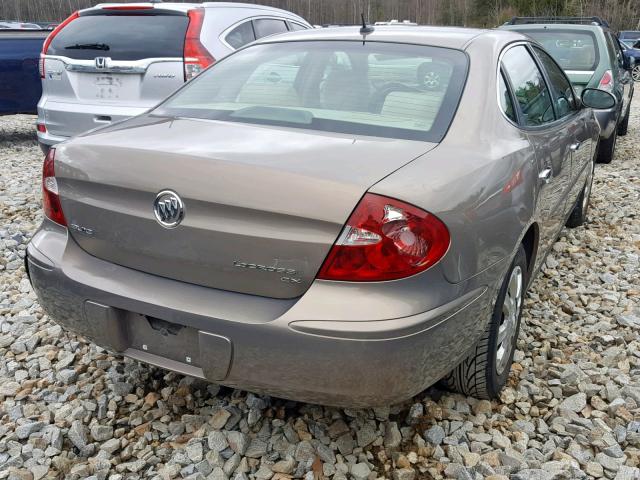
[153,190,184,228]
[95,57,110,69]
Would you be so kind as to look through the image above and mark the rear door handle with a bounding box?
[569,141,581,151]
[538,168,552,183]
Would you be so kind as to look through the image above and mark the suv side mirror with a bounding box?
[581,88,616,110]
[622,53,635,71]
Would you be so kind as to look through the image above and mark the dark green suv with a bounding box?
[501,17,635,163]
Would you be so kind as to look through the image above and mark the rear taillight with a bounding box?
[40,11,79,79]
[598,70,614,93]
[317,194,450,281]
[36,123,47,133]
[184,8,215,81]
[42,149,67,227]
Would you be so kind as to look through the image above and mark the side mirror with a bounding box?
[622,53,635,71]
[581,88,616,110]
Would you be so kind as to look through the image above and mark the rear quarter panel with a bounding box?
[371,34,539,285]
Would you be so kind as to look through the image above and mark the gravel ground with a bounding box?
[0,98,639,480]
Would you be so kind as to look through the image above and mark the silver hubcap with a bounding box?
[633,66,640,82]
[496,266,523,375]
[582,164,593,213]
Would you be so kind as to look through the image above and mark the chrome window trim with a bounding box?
[496,41,530,128]
[220,15,300,51]
[42,55,182,74]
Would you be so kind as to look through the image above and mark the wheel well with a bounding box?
[521,224,538,279]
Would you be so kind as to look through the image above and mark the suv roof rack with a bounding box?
[506,16,609,27]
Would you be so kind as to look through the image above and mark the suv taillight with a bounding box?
[40,11,79,79]
[317,194,450,281]
[598,70,614,93]
[184,8,215,81]
[42,149,67,227]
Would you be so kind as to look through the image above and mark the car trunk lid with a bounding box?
[55,116,436,299]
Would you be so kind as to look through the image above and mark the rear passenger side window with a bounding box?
[502,45,554,127]
[498,72,517,122]
[533,47,578,119]
[288,22,308,31]
[225,21,256,49]
[253,19,288,39]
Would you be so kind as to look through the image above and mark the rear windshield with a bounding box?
[48,14,188,60]
[521,29,599,71]
[155,41,468,142]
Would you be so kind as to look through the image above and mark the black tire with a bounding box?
[566,160,595,228]
[441,246,527,399]
[617,105,630,136]
[596,129,617,164]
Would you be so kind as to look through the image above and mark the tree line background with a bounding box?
[1,0,639,31]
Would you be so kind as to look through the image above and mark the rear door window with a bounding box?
[519,29,598,71]
[533,47,578,119]
[225,21,256,49]
[608,33,624,69]
[288,22,308,31]
[253,19,288,39]
[498,72,517,123]
[47,14,188,60]
[502,45,555,127]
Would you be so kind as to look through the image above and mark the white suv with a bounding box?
[36,2,310,152]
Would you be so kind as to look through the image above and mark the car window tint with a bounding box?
[157,41,469,142]
[47,15,188,60]
[533,47,578,119]
[253,19,288,39]
[498,72,517,122]
[225,21,256,49]
[288,22,308,31]
[518,29,598,71]
[502,45,555,127]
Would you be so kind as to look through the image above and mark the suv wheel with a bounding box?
[442,246,527,399]
[633,65,640,83]
[596,129,617,164]
[566,160,594,228]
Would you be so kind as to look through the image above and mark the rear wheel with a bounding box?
[442,246,527,399]
[633,65,640,83]
[566,160,594,228]
[596,129,617,164]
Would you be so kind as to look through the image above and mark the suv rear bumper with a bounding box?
[37,100,151,149]
[27,220,496,407]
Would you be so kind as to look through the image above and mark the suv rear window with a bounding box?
[47,14,188,60]
[520,29,598,71]
[155,41,468,142]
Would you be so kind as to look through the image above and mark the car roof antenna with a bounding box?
[360,13,374,44]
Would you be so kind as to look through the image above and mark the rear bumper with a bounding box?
[27,221,496,407]
[37,99,150,147]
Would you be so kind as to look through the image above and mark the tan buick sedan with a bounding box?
[27,26,614,406]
